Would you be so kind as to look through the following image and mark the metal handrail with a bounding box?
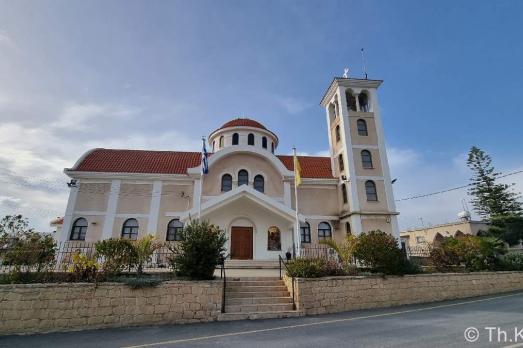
[279,255,296,310]
[219,253,230,313]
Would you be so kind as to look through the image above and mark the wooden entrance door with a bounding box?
[230,227,253,260]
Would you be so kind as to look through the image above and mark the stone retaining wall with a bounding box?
[0,280,222,335]
[285,272,523,315]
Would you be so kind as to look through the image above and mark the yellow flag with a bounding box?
[294,154,302,186]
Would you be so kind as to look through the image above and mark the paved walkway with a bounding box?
[3,292,523,347]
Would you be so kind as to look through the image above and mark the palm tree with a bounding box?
[320,234,358,270]
[133,235,160,275]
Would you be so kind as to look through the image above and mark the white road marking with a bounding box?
[122,292,523,348]
[503,343,523,348]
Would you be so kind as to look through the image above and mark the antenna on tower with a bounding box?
[361,48,368,79]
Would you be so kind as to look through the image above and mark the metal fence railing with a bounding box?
[0,241,180,273]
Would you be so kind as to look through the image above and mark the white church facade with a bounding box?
[55,77,400,260]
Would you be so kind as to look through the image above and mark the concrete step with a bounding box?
[218,310,303,321]
[225,260,280,269]
[227,291,290,298]
[227,280,284,287]
[226,296,293,305]
[225,303,295,313]
[228,276,281,281]
[226,285,288,293]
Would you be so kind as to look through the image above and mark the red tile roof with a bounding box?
[277,155,334,179]
[219,118,267,131]
[71,149,334,179]
[50,217,64,225]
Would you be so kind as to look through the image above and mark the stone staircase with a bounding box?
[218,277,302,321]
[224,260,280,269]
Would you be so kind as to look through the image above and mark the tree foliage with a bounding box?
[94,238,137,275]
[0,215,33,237]
[353,230,407,275]
[467,146,522,219]
[169,219,227,280]
[319,234,358,271]
[486,215,523,246]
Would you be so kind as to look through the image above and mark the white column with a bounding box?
[283,181,291,207]
[192,178,201,219]
[369,89,399,237]
[354,92,361,112]
[350,215,363,236]
[101,179,121,239]
[146,180,162,236]
[324,106,336,178]
[337,87,361,213]
[59,184,80,243]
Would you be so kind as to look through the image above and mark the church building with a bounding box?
[56,77,400,260]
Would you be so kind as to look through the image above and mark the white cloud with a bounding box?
[277,96,313,114]
[0,31,13,47]
[51,102,140,130]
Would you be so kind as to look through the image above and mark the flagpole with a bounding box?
[293,147,301,258]
[198,137,206,219]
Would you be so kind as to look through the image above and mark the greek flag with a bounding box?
[201,139,209,174]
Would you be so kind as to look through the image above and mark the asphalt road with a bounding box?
[2,292,523,348]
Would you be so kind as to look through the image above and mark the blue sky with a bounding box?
[0,0,522,231]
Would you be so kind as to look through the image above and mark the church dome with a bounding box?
[218,118,268,131]
[208,118,278,153]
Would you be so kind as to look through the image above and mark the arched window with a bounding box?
[166,219,184,241]
[361,150,373,169]
[70,217,87,240]
[357,119,368,136]
[262,136,267,149]
[346,92,357,111]
[232,133,239,145]
[219,136,224,148]
[328,103,336,121]
[271,142,274,153]
[346,222,352,235]
[338,154,344,172]
[221,174,232,192]
[121,218,139,240]
[365,180,378,201]
[267,226,281,251]
[318,222,332,240]
[254,175,264,193]
[238,170,248,186]
[358,93,369,112]
[335,125,341,142]
[341,183,348,204]
[248,133,255,145]
[300,221,311,243]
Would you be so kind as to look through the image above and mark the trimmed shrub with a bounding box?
[353,230,405,275]
[498,252,523,271]
[430,235,506,272]
[285,257,346,278]
[169,219,227,280]
[95,238,137,275]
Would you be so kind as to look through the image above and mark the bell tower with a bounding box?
[320,77,399,239]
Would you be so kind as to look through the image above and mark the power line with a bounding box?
[395,169,523,202]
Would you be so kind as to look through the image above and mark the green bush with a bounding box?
[0,231,56,273]
[95,238,137,275]
[430,235,506,272]
[353,230,406,275]
[112,276,163,289]
[169,219,227,280]
[285,257,346,278]
[498,252,523,271]
[68,252,100,282]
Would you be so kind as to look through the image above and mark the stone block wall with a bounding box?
[0,280,222,335]
[285,272,523,315]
